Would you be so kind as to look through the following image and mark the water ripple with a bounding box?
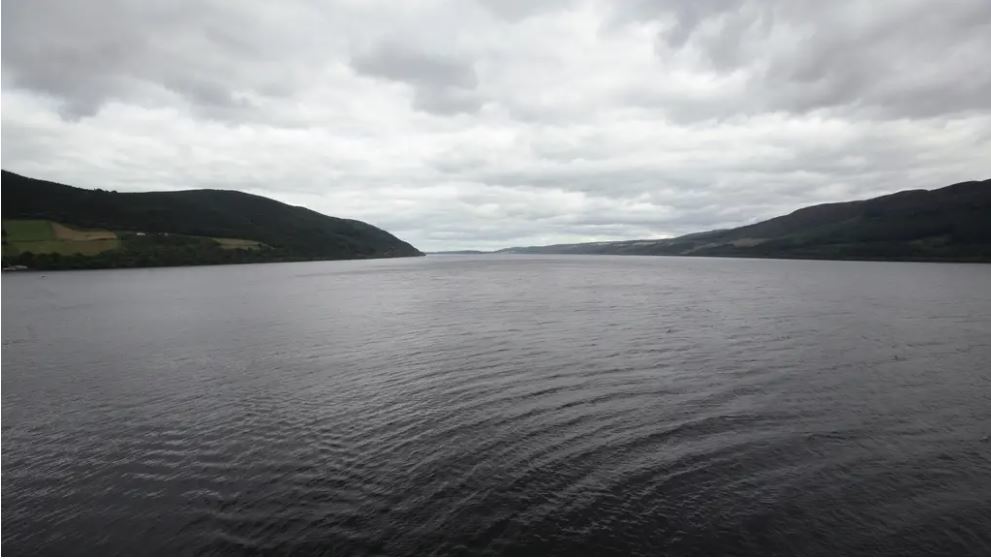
[4,255,991,555]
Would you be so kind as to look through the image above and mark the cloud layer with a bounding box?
[3,0,989,250]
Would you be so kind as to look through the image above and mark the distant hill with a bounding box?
[498,179,991,262]
[2,170,422,269]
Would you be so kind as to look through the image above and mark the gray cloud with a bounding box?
[1,0,330,120]
[2,0,989,251]
[473,0,576,22]
[616,0,991,120]
[351,43,482,115]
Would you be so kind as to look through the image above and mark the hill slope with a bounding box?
[2,170,422,268]
[499,179,991,262]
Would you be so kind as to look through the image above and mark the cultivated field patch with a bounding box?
[213,237,265,250]
[3,219,54,241]
[3,219,120,256]
[51,222,117,241]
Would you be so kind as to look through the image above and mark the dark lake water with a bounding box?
[3,255,991,555]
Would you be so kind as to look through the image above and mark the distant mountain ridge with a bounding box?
[2,170,422,268]
[498,179,991,262]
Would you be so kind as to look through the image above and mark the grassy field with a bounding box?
[51,222,117,241]
[3,219,54,241]
[8,239,122,256]
[3,219,121,256]
[3,219,268,268]
[213,237,265,250]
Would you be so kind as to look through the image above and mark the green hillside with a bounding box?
[1,170,422,269]
[498,179,991,262]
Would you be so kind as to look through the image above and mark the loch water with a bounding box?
[3,255,990,555]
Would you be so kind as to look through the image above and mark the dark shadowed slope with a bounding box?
[2,170,422,268]
[499,179,991,262]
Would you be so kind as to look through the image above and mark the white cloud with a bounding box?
[2,0,989,251]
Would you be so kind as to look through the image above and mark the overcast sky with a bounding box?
[2,0,989,251]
